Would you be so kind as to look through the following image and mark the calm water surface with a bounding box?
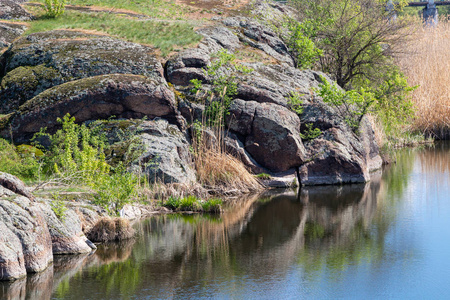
[1,142,449,299]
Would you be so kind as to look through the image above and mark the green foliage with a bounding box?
[190,79,203,94]
[162,196,223,213]
[92,167,139,216]
[50,194,67,221]
[288,0,410,89]
[33,114,109,183]
[287,92,304,115]
[190,49,253,127]
[255,173,272,180]
[369,70,416,139]
[285,20,323,69]
[31,114,143,215]
[43,0,66,18]
[317,77,376,131]
[200,198,222,213]
[0,139,41,181]
[300,123,322,141]
[27,10,201,56]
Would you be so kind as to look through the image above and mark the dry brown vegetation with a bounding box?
[192,125,262,195]
[397,19,450,139]
[86,217,135,242]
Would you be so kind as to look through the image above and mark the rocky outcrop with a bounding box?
[0,30,163,113]
[0,171,33,198]
[37,201,94,255]
[1,74,179,143]
[0,0,32,21]
[130,119,197,184]
[227,99,306,172]
[0,21,27,49]
[0,191,53,281]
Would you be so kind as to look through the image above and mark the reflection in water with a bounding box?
[2,143,449,299]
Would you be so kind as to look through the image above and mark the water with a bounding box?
[1,142,449,299]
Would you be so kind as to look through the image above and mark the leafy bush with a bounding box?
[190,49,252,127]
[300,123,322,141]
[92,169,139,216]
[33,114,110,183]
[0,139,41,181]
[44,0,66,18]
[287,92,304,115]
[285,20,322,69]
[316,77,375,131]
[50,195,67,221]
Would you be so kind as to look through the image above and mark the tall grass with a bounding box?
[397,19,450,139]
[190,103,262,195]
[26,9,201,56]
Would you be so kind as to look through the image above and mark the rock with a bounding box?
[222,17,294,66]
[0,195,53,280]
[0,21,27,49]
[37,200,93,255]
[130,119,197,184]
[227,99,306,172]
[0,0,32,21]
[1,74,179,143]
[0,30,163,113]
[0,171,33,199]
[236,63,329,106]
[0,220,26,280]
[224,132,267,174]
[165,48,210,86]
[359,116,383,172]
[197,26,241,51]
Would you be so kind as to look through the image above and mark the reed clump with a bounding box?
[86,217,135,242]
[397,19,450,139]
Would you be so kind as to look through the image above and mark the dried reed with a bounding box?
[397,18,450,139]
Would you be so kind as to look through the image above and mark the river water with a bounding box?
[1,142,449,299]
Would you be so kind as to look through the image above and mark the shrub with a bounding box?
[316,77,375,131]
[44,0,66,18]
[287,92,304,115]
[0,138,41,181]
[50,195,67,221]
[300,123,322,141]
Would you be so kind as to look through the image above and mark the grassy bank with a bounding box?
[397,19,450,140]
[25,3,202,56]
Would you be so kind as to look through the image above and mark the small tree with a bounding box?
[44,0,66,18]
[288,0,411,90]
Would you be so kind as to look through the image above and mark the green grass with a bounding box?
[255,173,271,180]
[65,0,195,19]
[162,196,223,213]
[26,9,202,56]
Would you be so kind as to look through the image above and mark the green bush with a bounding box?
[190,49,253,127]
[316,77,375,131]
[287,92,304,115]
[0,139,41,181]
[33,114,110,183]
[285,19,322,69]
[300,123,322,141]
[44,0,66,18]
[50,195,67,221]
[92,169,139,216]
[162,196,223,213]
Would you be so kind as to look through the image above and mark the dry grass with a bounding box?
[195,148,262,194]
[397,18,450,139]
[192,123,262,195]
[86,217,135,242]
